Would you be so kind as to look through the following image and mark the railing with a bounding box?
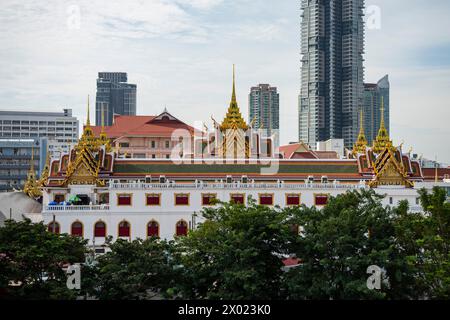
[109,182,368,191]
[44,205,110,212]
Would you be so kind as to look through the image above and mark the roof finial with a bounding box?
[30,146,34,171]
[86,95,91,127]
[352,107,368,155]
[232,64,237,104]
[379,96,385,131]
[101,103,105,133]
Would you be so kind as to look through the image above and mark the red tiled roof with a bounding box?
[279,143,338,160]
[89,114,195,138]
[422,168,450,181]
[283,258,301,267]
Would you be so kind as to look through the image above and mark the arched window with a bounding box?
[118,221,131,237]
[94,221,106,238]
[71,221,83,237]
[48,221,60,234]
[176,220,188,237]
[147,220,159,238]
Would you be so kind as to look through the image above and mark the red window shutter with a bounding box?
[118,195,131,205]
[48,223,60,234]
[175,195,189,205]
[148,222,159,237]
[71,223,83,237]
[118,222,130,237]
[202,194,215,206]
[95,223,106,237]
[315,195,328,206]
[260,195,273,206]
[176,221,188,236]
[146,195,160,206]
[231,195,244,204]
[287,195,300,206]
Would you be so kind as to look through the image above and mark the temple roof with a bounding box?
[220,65,249,131]
[90,111,195,138]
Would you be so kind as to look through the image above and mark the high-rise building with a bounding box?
[299,0,365,150]
[363,75,390,145]
[0,139,40,191]
[0,109,79,190]
[95,72,137,126]
[248,84,280,147]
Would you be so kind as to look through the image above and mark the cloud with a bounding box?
[0,0,449,163]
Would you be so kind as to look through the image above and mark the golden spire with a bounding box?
[372,96,393,153]
[23,145,42,198]
[231,64,237,104]
[353,108,368,155]
[220,65,249,131]
[86,95,91,127]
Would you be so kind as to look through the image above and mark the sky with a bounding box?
[0,0,449,162]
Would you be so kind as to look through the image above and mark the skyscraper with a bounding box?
[248,84,280,147]
[299,0,365,149]
[363,75,390,145]
[95,72,137,126]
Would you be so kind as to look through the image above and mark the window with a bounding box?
[151,141,156,148]
[94,221,106,237]
[147,221,159,238]
[119,142,130,148]
[166,155,170,159]
[286,194,301,206]
[117,194,132,206]
[290,224,300,235]
[259,194,274,206]
[54,194,65,203]
[71,221,83,237]
[118,221,131,237]
[176,220,188,237]
[99,193,110,205]
[230,194,245,205]
[202,194,217,206]
[416,197,420,205]
[165,141,170,149]
[389,197,393,205]
[175,194,189,206]
[146,194,161,206]
[152,154,156,159]
[315,194,329,206]
[48,222,60,234]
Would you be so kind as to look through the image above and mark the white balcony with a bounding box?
[44,205,110,212]
[109,182,368,191]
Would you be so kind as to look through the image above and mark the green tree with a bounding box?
[84,238,180,300]
[0,219,87,300]
[176,200,294,300]
[416,187,450,298]
[283,189,412,300]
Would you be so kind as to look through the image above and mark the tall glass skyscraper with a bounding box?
[363,75,390,146]
[299,0,365,149]
[95,72,137,126]
[249,84,280,147]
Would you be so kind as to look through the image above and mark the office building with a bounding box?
[0,109,79,190]
[95,72,137,126]
[249,84,280,147]
[299,0,365,149]
[363,75,390,145]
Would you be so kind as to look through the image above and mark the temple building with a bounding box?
[21,68,450,252]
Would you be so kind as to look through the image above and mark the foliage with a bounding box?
[282,189,413,300]
[175,200,295,300]
[82,238,180,300]
[0,219,87,300]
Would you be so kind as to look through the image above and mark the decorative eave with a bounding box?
[369,146,414,188]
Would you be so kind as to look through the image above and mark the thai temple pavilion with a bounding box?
[21,67,449,246]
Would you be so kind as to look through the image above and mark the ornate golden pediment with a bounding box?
[369,147,414,188]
